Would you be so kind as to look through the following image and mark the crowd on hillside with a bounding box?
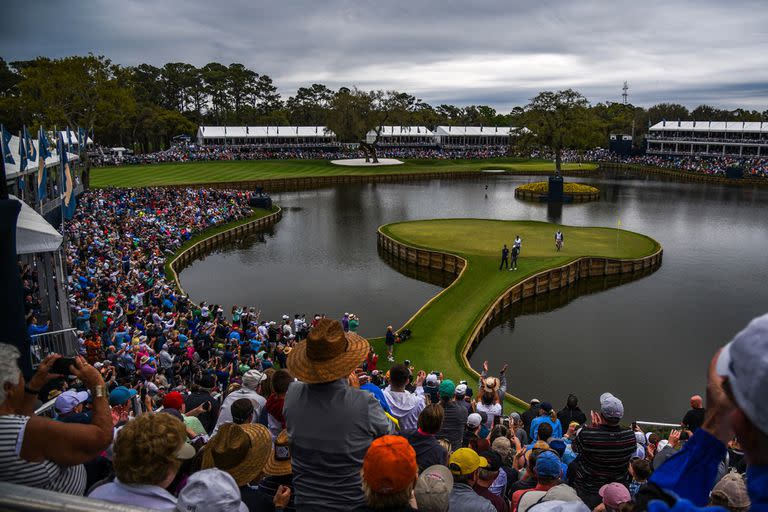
[90,141,768,178]
[90,144,509,166]
[2,186,766,511]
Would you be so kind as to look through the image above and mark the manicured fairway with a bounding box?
[90,158,598,187]
[370,219,661,409]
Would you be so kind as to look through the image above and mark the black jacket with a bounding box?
[521,404,540,434]
[402,430,447,472]
[557,406,587,430]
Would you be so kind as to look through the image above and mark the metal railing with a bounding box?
[0,482,152,512]
[29,328,79,367]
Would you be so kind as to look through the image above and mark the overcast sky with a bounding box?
[2,0,767,113]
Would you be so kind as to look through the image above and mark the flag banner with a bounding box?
[78,127,87,154]
[57,137,76,219]
[23,126,36,161]
[37,126,52,201]
[18,131,27,173]
[1,125,14,165]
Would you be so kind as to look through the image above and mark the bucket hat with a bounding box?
[287,318,369,383]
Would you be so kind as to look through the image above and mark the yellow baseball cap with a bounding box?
[448,448,489,475]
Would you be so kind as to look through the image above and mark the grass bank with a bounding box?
[370,219,660,410]
[91,158,598,188]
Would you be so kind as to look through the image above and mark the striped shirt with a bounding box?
[571,424,636,495]
[0,415,86,495]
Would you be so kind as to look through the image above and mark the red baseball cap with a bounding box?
[363,435,418,495]
[162,391,184,411]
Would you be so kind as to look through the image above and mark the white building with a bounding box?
[365,126,435,146]
[196,126,336,146]
[434,126,520,147]
[647,120,768,157]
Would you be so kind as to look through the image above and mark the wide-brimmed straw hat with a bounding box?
[201,423,272,486]
[483,377,500,393]
[263,429,292,476]
[287,318,369,383]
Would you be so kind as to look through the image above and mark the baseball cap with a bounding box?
[242,370,267,390]
[599,393,624,420]
[535,451,562,478]
[530,398,541,404]
[455,383,468,396]
[425,373,439,386]
[163,391,185,410]
[362,435,418,495]
[540,402,553,413]
[467,413,482,428]
[710,471,750,509]
[55,390,89,414]
[414,464,453,512]
[449,448,489,475]
[439,379,455,398]
[109,386,137,406]
[599,483,631,510]
[176,468,247,512]
[509,412,522,422]
[716,312,768,435]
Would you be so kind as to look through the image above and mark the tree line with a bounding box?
[0,55,765,152]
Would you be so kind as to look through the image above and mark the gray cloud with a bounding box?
[2,0,767,112]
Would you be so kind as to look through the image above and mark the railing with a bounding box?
[0,482,151,512]
[30,328,79,367]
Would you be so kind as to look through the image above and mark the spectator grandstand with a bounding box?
[647,120,768,158]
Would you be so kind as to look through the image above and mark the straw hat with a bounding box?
[287,318,369,384]
[483,377,500,393]
[263,429,292,476]
[201,423,272,486]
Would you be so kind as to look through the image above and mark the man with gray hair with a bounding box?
[212,369,267,435]
[570,392,636,509]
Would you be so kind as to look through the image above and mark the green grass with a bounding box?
[91,158,598,188]
[371,219,660,410]
[164,206,277,284]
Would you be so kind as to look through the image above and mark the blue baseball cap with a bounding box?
[535,451,562,478]
[109,386,137,406]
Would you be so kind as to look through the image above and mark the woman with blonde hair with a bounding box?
[89,413,195,509]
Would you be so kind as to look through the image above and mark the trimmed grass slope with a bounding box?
[91,158,597,188]
[371,219,660,409]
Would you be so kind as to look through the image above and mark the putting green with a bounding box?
[370,219,661,410]
[90,158,597,188]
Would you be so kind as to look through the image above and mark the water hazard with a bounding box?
[179,171,768,421]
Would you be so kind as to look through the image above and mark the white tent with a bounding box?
[11,195,63,254]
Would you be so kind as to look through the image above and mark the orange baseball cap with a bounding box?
[363,435,418,494]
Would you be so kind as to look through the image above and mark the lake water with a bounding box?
[179,170,768,422]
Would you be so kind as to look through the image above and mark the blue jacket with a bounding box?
[649,428,768,511]
[530,415,563,441]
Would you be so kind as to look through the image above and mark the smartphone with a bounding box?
[51,357,77,375]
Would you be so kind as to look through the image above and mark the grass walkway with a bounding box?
[91,158,598,188]
[370,219,660,410]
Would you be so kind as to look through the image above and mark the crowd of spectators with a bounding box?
[606,155,768,177]
[90,144,511,167]
[1,185,766,511]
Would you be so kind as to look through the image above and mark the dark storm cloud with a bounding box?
[2,0,767,111]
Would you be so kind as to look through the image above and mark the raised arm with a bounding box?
[22,357,114,467]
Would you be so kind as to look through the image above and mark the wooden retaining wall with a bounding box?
[600,162,768,187]
[167,207,283,295]
[514,188,599,203]
[377,228,663,406]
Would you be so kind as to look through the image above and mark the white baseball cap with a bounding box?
[176,469,247,512]
[716,312,768,435]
